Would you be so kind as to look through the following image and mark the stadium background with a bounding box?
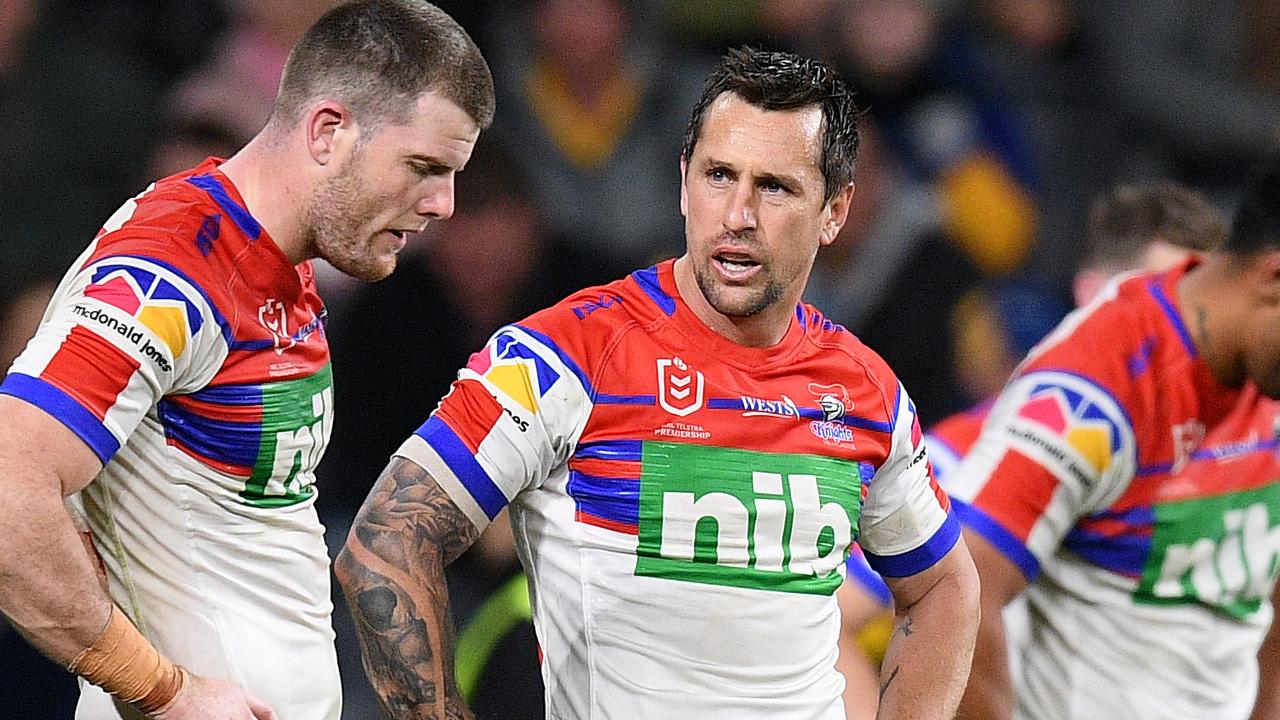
[1,0,1276,717]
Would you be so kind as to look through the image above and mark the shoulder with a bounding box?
[84,169,233,290]
[800,303,903,423]
[1018,272,1161,391]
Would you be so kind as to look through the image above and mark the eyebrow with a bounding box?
[699,157,804,191]
[406,153,461,170]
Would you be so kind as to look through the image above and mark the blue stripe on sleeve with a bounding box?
[953,499,1042,581]
[864,510,962,578]
[415,416,507,520]
[0,374,120,464]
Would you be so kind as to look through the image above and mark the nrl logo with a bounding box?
[258,298,295,355]
[808,382,852,422]
[657,357,704,417]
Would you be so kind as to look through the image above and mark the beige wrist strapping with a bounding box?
[66,605,188,713]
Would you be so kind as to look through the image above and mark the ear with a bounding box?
[819,182,856,247]
[304,101,357,167]
[1252,249,1280,307]
[679,156,689,218]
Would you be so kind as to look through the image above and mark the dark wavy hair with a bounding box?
[681,46,858,205]
[1225,147,1280,256]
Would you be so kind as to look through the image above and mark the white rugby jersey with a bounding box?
[397,261,959,719]
[950,264,1280,719]
[2,160,340,719]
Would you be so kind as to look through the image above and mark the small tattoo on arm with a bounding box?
[879,666,900,701]
[899,617,915,637]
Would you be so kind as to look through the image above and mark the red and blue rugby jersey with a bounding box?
[2,158,340,719]
[395,259,956,719]
[949,259,1280,720]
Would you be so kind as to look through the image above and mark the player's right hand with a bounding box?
[148,674,279,720]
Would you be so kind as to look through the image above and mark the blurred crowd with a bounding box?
[1,0,1278,717]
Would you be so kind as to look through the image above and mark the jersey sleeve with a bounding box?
[859,387,961,578]
[1,254,228,465]
[393,324,592,531]
[946,370,1137,580]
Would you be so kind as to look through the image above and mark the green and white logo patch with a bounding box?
[1134,483,1280,620]
[240,364,334,508]
[635,442,860,595]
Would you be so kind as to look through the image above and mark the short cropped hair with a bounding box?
[270,0,494,133]
[681,46,858,205]
[1225,148,1280,256]
[1084,182,1225,271]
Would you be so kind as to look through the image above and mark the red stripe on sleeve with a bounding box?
[435,379,505,455]
[972,449,1059,543]
[41,326,141,420]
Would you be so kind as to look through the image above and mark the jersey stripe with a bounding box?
[1147,277,1197,358]
[954,500,1042,579]
[1061,526,1151,578]
[630,266,676,316]
[0,373,122,464]
[186,174,262,240]
[864,511,961,577]
[156,398,263,471]
[573,440,642,461]
[417,416,506,520]
[42,325,140,421]
[566,471,640,533]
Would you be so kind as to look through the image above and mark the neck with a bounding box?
[672,256,797,348]
[218,132,312,264]
[1177,256,1246,388]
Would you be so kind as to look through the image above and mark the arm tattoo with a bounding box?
[336,457,481,719]
[879,665,900,701]
[898,617,914,637]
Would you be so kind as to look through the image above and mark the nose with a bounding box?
[415,175,456,221]
[723,182,757,233]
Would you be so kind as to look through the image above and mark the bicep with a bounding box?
[884,534,979,612]
[345,456,482,570]
[0,394,103,497]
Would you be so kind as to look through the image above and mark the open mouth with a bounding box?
[713,252,760,279]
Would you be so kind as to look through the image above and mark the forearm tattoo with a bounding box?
[338,458,480,719]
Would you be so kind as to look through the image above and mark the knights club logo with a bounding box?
[808,382,853,422]
[258,298,295,355]
[657,357,704,417]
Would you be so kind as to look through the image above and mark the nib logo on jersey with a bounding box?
[467,331,561,416]
[635,442,860,595]
[79,264,203,369]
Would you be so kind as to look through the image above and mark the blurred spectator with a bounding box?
[1079,0,1280,205]
[0,0,226,290]
[833,0,1040,279]
[962,0,1107,290]
[483,0,706,267]
[804,119,997,423]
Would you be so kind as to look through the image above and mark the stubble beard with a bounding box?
[693,257,783,318]
[303,159,393,283]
